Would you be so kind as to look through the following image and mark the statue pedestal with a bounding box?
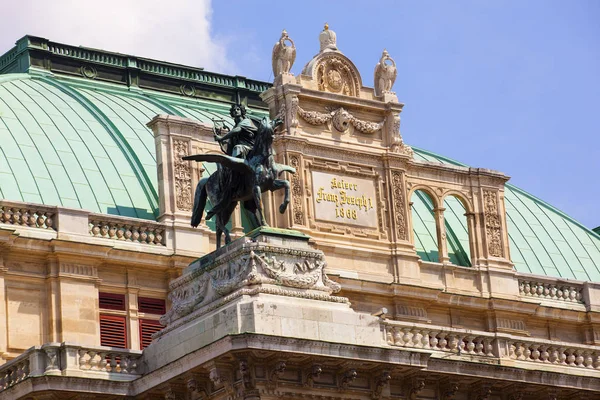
[142,228,382,373]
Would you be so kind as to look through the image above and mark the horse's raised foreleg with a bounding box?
[252,185,268,226]
[272,179,291,213]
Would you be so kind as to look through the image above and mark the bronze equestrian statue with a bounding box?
[183,104,295,249]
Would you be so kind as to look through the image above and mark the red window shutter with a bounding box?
[99,292,126,311]
[138,297,166,315]
[139,319,163,349]
[99,314,127,348]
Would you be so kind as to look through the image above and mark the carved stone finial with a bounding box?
[374,49,397,97]
[272,30,296,77]
[319,23,337,52]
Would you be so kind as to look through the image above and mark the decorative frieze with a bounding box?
[519,279,583,304]
[0,203,55,230]
[173,139,193,211]
[483,190,503,257]
[89,216,166,246]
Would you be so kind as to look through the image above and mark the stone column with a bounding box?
[433,207,450,264]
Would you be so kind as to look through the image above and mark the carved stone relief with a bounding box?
[296,105,384,134]
[159,238,344,329]
[483,190,503,257]
[173,139,192,211]
[315,54,360,97]
[391,171,408,241]
[289,155,304,225]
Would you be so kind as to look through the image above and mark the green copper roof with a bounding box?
[0,72,241,219]
[0,35,599,282]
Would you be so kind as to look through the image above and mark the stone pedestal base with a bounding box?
[143,228,381,372]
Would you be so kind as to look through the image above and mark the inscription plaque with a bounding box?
[311,171,378,228]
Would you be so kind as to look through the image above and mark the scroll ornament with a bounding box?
[296,105,385,134]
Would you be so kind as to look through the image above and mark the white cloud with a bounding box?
[0,0,235,74]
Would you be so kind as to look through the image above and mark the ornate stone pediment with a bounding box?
[300,25,362,97]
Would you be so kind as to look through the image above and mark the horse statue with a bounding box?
[183,117,296,249]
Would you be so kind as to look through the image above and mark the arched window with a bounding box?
[443,195,472,267]
[410,190,439,263]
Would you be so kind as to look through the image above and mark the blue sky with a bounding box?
[209,1,600,229]
[1,0,598,229]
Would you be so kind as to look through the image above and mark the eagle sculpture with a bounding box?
[374,49,397,97]
[272,30,296,77]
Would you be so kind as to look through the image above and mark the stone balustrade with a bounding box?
[507,340,600,369]
[88,213,166,246]
[518,278,584,303]
[0,353,29,391]
[0,201,55,230]
[77,347,141,374]
[0,343,143,393]
[383,321,498,357]
[382,319,600,372]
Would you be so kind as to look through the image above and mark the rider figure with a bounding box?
[206,104,258,221]
[214,104,257,159]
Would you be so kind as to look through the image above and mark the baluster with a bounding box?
[463,336,474,354]
[474,338,484,355]
[566,349,576,366]
[429,331,439,350]
[531,345,541,362]
[89,351,99,370]
[584,352,594,369]
[132,227,140,242]
[448,334,459,353]
[438,333,448,351]
[147,228,156,244]
[593,352,600,370]
[421,329,430,349]
[558,347,567,365]
[539,345,549,362]
[78,349,88,369]
[393,328,402,346]
[412,329,423,348]
[575,350,584,367]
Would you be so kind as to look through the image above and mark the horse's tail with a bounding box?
[191,177,209,228]
[274,163,296,177]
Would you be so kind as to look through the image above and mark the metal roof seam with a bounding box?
[39,76,159,218]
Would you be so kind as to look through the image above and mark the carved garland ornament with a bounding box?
[391,171,408,240]
[173,140,193,211]
[296,105,384,134]
[483,190,503,257]
[290,156,304,225]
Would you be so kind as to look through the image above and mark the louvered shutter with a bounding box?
[139,319,163,349]
[99,314,127,348]
[138,297,166,314]
[99,292,126,311]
